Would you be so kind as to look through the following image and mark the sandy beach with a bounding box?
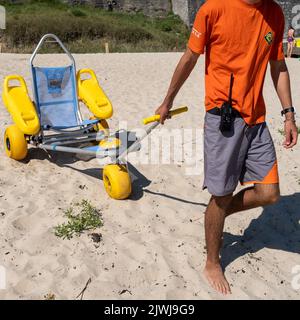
[0,53,299,300]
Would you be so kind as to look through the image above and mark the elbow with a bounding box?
[183,49,199,67]
[270,59,288,73]
[270,59,289,84]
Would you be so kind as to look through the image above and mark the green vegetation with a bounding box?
[54,200,103,240]
[0,0,189,53]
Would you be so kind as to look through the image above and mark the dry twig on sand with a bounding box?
[76,278,92,300]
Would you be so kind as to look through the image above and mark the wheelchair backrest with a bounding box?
[32,65,80,129]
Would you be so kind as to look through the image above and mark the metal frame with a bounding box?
[27,34,145,164]
[30,34,83,125]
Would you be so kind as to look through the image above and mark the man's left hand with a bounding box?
[284,120,298,149]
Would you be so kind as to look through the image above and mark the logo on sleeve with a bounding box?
[264,32,273,45]
[192,28,202,38]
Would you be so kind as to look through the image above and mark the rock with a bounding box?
[90,233,102,243]
[64,1,300,35]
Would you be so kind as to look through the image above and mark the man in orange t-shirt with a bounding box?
[155,0,298,295]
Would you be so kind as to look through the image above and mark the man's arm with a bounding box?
[270,59,298,149]
[155,48,200,124]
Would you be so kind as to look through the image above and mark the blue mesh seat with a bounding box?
[32,65,97,131]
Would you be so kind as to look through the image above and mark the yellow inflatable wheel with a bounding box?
[99,138,121,149]
[4,125,28,160]
[90,117,110,136]
[103,164,132,200]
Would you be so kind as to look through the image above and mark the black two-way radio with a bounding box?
[219,73,235,132]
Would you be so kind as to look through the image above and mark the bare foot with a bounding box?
[203,262,231,295]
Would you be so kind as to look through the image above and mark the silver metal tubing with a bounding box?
[30,34,83,133]
[48,123,96,134]
[38,144,124,159]
[30,34,76,67]
[43,131,96,140]
[50,137,100,146]
[43,132,102,143]
[39,144,100,157]
[117,122,159,162]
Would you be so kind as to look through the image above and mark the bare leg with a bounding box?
[287,43,292,58]
[203,194,232,295]
[226,183,280,217]
[203,184,280,295]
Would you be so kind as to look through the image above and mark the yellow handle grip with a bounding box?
[3,75,29,96]
[77,68,97,84]
[143,106,188,125]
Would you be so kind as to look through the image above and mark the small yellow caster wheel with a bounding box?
[103,164,132,200]
[90,117,110,136]
[99,138,121,149]
[4,125,28,160]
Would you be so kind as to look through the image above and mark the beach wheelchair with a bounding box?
[2,34,188,200]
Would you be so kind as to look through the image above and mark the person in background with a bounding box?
[107,1,117,12]
[107,1,113,11]
[287,26,295,58]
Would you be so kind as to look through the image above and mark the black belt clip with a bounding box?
[219,101,235,132]
[219,73,235,133]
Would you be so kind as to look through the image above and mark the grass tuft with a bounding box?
[54,200,103,240]
[70,8,87,17]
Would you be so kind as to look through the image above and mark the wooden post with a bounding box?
[105,42,109,54]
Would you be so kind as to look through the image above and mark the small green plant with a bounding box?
[160,21,173,32]
[70,8,87,17]
[54,200,103,240]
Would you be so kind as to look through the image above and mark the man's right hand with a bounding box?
[155,104,172,124]
[154,48,200,125]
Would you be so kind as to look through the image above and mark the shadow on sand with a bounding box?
[221,193,300,269]
[27,147,207,206]
[25,148,300,266]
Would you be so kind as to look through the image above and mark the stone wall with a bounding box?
[66,0,172,16]
[277,0,300,37]
[66,1,300,36]
[185,1,300,35]
[171,0,204,27]
[12,0,297,36]
[106,0,171,16]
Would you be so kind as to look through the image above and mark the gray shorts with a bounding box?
[203,112,279,197]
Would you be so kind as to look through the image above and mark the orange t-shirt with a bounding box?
[188,0,285,125]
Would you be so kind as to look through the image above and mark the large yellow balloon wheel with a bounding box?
[103,164,132,200]
[4,125,28,160]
